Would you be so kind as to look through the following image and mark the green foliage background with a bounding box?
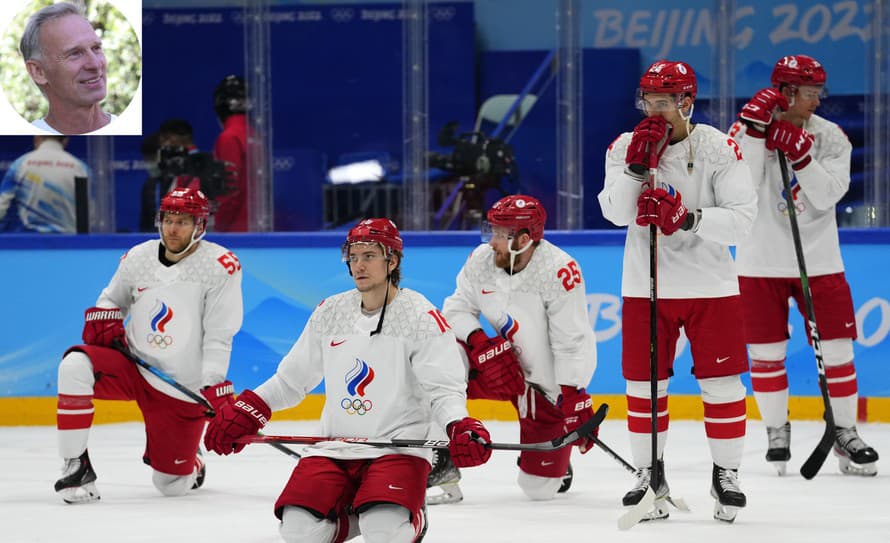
[0,0,141,121]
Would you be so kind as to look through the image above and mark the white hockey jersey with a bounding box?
[254,288,469,463]
[729,114,851,277]
[599,123,757,299]
[95,240,243,401]
[441,240,597,403]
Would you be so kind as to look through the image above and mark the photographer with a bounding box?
[140,119,233,232]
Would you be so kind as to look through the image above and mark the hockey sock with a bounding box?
[700,376,747,470]
[57,351,97,459]
[626,379,668,468]
[822,339,858,427]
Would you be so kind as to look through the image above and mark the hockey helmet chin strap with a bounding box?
[677,99,695,174]
[158,216,206,256]
[507,235,534,275]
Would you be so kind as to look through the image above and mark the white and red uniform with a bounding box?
[255,288,469,463]
[730,114,860,429]
[599,122,755,470]
[58,239,243,476]
[98,239,243,396]
[443,240,596,480]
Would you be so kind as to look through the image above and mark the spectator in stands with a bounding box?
[0,136,88,233]
[729,54,879,477]
[20,2,116,135]
[212,75,249,232]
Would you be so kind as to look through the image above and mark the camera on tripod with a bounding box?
[157,146,234,201]
[427,122,518,193]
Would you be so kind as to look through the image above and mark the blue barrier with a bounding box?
[2,229,888,399]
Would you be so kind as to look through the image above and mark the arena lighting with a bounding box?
[327,160,384,184]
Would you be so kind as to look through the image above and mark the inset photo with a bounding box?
[0,0,141,135]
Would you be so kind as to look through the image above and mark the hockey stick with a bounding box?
[112,342,301,460]
[619,135,669,531]
[776,151,836,479]
[237,403,608,451]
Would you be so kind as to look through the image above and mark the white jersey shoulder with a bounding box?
[690,124,739,167]
[461,240,577,299]
[807,114,852,157]
[310,287,444,340]
[119,240,238,287]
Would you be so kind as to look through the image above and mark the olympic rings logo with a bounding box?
[146,333,174,349]
[341,397,373,415]
[777,200,806,216]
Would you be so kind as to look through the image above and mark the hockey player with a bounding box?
[438,195,598,503]
[730,54,879,476]
[204,218,491,543]
[598,60,756,522]
[54,187,243,503]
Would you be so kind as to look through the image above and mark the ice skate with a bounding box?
[621,460,670,521]
[192,449,206,490]
[834,426,879,476]
[54,450,100,504]
[557,462,573,493]
[765,422,791,475]
[425,449,463,505]
[710,464,746,523]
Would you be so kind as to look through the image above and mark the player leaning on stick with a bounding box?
[54,187,243,503]
[204,218,491,543]
[439,195,599,502]
[598,60,757,522]
[729,54,879,476]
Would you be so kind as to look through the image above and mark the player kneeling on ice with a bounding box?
[729,54,879,478]
[431,195,598,504]
[54,188,243,503]
[599,60,756,523]
[204,218,492,543]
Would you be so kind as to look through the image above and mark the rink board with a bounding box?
[1,230,888,424]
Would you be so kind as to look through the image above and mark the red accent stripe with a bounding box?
[703,399,747,439]
[626,395,669,433]
[825,362,857,398]
[58,394,93,409]
[57,412,94,430]
[792,155,812,170]
[750,361,788,393]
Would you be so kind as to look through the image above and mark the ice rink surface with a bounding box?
[2,418,888,543]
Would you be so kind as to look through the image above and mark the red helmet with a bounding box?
[771,55,827,88]
[159,187,210,222]
[486,194,546,242]
[639,60,697,100]
[344,218,403,255]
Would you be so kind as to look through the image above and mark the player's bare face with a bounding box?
[489,228,531,271]
[161,213,196,254]
[348,244,390,293]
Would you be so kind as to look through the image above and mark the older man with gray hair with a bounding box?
[20,2,116,135]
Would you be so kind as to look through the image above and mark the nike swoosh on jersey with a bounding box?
[173,458,188,465]
[388,484,404,490]
[716,356,730,364]
[845,322,855,328]
[137,287,148,292]
[481,289,495,294]
[330,339,346,347]
[541,460,554,466]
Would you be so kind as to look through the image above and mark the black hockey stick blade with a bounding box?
[800,413,836,479]
[239,403,610,452]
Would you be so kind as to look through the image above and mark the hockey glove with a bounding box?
[447,417,492,468]
[636,187,690,236]
[82,307,128,349]
[201,380,235,414]
[766,120,814,168]
[559,386,598,453]
[464,330,525,400]
[739,87,788,133]
[625,116,671,178]
[203,389,270,456]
